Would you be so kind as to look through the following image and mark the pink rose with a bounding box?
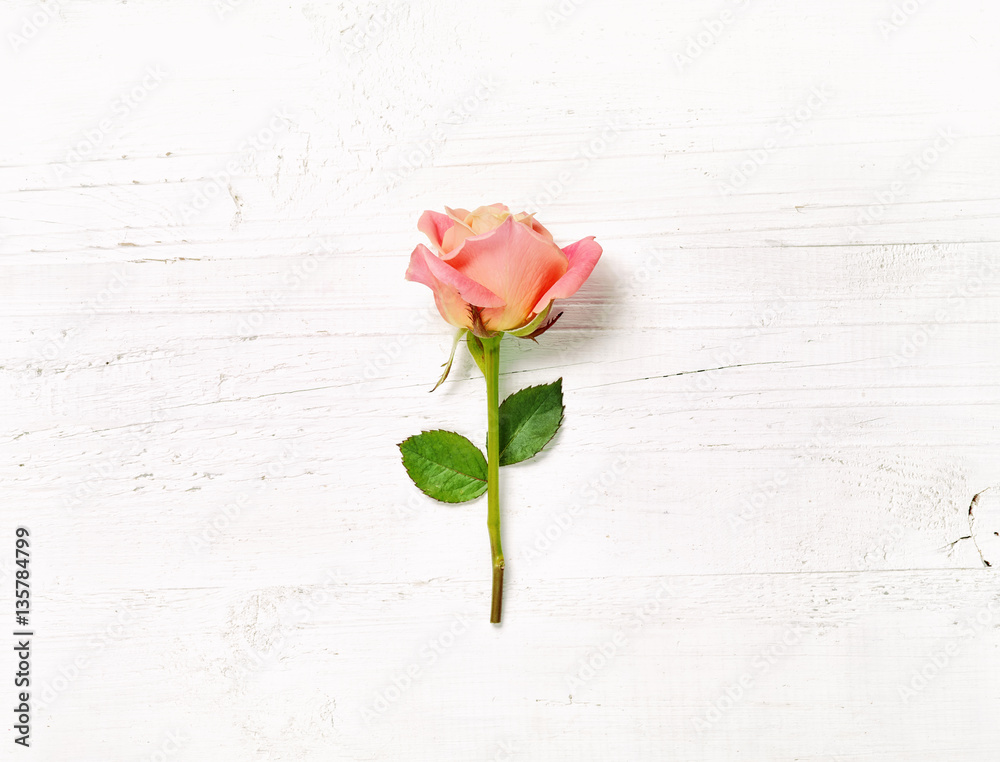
[406,204,602,335]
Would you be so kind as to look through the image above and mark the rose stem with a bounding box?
[482,334,504,624]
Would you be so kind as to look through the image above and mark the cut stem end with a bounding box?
[490,560,504,624]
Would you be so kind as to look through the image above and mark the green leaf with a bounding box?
[498,379,564,466]
[398,430,488,503]
[466,332,487,376]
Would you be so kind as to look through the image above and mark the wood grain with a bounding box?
[3,0,1000,759]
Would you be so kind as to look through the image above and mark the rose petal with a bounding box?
[405,245,472,328]
[441,225,473,256]
[464,204,511,234]
[439,207,476,255]
[514,212,555,243]
[409,243,505,310]
[444,206,472,223]
[531,236,603,314]
[417,210,455,253]
[446,217,569,331]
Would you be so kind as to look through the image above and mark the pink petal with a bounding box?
[417,210,455,253]
[408,243,505,309]
[531,236,603,314]
[446,217,569,332]
[405,246,475,329]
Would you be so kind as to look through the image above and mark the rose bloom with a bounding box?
[406,204,602,335]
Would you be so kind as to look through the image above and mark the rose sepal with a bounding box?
[506,301,553,338]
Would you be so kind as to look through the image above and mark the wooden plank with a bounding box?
[3,0,1000,757]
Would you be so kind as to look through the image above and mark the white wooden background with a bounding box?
[3,0,1000,759]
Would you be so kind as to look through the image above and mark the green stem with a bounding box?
[482,334,504,623]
